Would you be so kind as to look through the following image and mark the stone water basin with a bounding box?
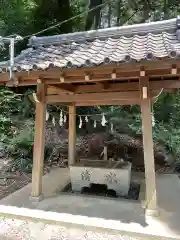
[69,160,132,197]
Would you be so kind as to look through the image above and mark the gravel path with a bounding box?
[0,217,143,240]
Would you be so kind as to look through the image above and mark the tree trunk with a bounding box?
[108,3,112,28]
[142,0,150,23]
[116,0,121,26]
[163,0,168,20]
[33,0,72,35]
[85,0,103,30]
[57,0,73,33]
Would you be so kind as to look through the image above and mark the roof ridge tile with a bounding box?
[29,18,177,47]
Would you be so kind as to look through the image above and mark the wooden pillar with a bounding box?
[140,76,158,216]
[103,146,108,161]
[68,105,76,165]
[31,83,46,201]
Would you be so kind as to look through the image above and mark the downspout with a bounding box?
[9,38,14,82]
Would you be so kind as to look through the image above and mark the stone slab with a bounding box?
[0,167,70,208]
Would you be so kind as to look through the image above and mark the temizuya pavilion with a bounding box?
[1,17,180,216]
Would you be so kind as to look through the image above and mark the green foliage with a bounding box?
[33,0,73,36]
[0,0,35,36]
[0,88,22,141]
[6,124,34,172]
[98,92,180,167]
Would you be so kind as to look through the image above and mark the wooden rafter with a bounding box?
[1,60,179,86]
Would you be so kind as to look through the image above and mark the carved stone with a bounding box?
[70,160,131,197]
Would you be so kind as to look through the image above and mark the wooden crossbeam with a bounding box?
[48,84,74,95]
[43,69,172,84]
[46,90,162,104]
[95,82,110,90]
[47,80,180,95]
[2,61,179,85]
[75,100,140,106]
[46,91,140,103]
[6,78,180,92]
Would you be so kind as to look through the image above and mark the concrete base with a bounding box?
[0,169,180,239]
[145,208,159,217]
[29,194,44,202]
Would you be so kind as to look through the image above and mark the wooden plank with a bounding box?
[75,100,141,106]
[46,91,139,103]
[46,80,180,95]
[48,84,74,95]
[6,78,180,93]
[75,80,180,93]
[46,91,140,103]
[46,89,165,104]
[103,146,108,161]
[140,77,158,215]
[151,79,180,89]
[68,105,76,166]
[2,63,178,85]
[31,83,46,199]
[6,80,37,86]
[43,70,172,83]
[74,82,138,93]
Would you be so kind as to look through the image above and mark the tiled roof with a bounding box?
[1,17,180,72]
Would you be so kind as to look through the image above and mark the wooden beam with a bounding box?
[48,100,141,106]
[103,146,108,161]
[48,84,74,95]
[2,61,178,85]
[74,82,139,93]
[46,89,164,104]
[140,77,158,216]
[46,91,140,103]
[31,83,46,200]
[152,79,180,89]
[43,70,172,84]
[6,80,37,86]
[75,100,141,106]
[95,82,110,90]
[73,80,180,94]
[6,78,180,93]
[46,80,180,96]
[68,105,76,166]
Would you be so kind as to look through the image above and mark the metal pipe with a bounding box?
[9,38,14,82]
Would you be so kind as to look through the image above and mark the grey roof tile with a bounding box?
[1,17,180,72]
